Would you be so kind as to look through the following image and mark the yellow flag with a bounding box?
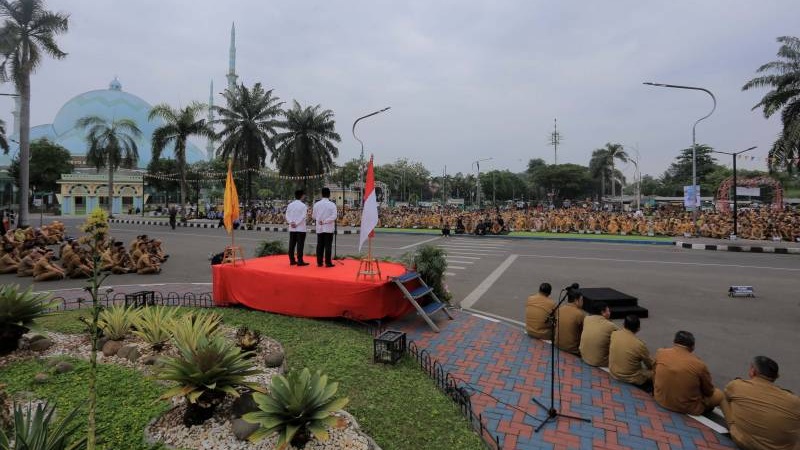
[223,159,240,234]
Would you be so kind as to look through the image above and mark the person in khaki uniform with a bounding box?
[654,331,723,415]
[721,356,800,450]
[609,315,654,392]
[579,302,618,367]
[32,248,65,281]
[554,287,586,356]
[525,283,555,340]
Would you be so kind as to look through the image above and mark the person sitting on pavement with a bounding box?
[554,286,586,356]
[525,282,555,340]
[16,247,42,277]
[579,301,618,367]
[0,243,20,274]
[33,248,65,281]
[654,330,724,415]
[609,315,654,392]
[111,242,135,274]
[64,242,92,278]
[136,250,161,274]
[721,356,800,450]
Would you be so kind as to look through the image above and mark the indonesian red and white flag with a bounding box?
[359,155,379,252]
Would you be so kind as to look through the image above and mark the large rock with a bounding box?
[231,392,259,418]
[231,418,260,441]
[263,350,285,368]
[122,346,140,363]
[28,334,47,344]
[29,338,53,352]
[33,373,49,384]
[97,336,110,350]
[102,340,123,357]
[55,361,74,374]
[141,355,159,365]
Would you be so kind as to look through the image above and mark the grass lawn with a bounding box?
[23,308,485,450]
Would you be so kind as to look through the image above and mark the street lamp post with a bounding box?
[472,158,492,209]
[352,107,391,207]
[643,82,716,234]
[710,146,757,239]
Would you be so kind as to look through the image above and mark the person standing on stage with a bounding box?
[312,187,337,267]
[285,189,309,266]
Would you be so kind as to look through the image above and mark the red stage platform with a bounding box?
[212,256,415,320]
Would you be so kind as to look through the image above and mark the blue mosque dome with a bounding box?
[1,77,204,168]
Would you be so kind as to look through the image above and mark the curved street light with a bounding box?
[710,146,757,239]
[352,107,391,205]
[643,82,716,234]
[472,157,492,208]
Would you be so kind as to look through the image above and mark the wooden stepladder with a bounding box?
[391,271,453,332]
[222,245,246,266]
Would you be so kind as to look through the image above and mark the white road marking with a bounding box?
[444,272,456,276]
[463,307,526,326]
[469,313,500,323]
[517,254,800,272]
[397,236,441,250]
[441,251,506,256]
[447,260,475,264]
[448,266,467,270]
[440,243,508,249]
[443,255,481,259]
[461,254,518,309]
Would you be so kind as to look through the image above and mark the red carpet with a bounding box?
[212,256,415,320]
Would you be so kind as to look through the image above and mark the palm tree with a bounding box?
[149,102,213,209]
[0,119,9,153]
[214,82,283,205]
[589,148,610,199]
[76,116,141,217]
[603,143,628,198]
[743,36,800,171]
[0,0,68,227]
[273,100,341,190]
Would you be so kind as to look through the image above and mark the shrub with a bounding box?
[132,306,176,350]
[0,285,57,355]
[254,240,286,257]
[171,311,222,352]
[244,368,349,449]
[156,335,263,426]
[98,305,139,341]
[0,401,87,450]
[402,245,451,303]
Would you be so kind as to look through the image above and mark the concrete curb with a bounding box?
[674,241,800,254]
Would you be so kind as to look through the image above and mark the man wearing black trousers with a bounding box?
[312,187,337,267]
[285,189,309,266]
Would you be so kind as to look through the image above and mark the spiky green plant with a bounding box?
[402,244,451,303]
[98,305,139,341]
[244,368,349,449]
[155,335,263,426]
[0,401,87,450]
[132,306,176,350]
[0,284,56,354]
[170,310,222,352]
[254,240,286,257]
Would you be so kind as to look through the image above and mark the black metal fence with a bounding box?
[49,290,214,311]
[408,341,501,450]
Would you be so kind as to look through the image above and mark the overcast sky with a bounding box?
[6,0,798,181]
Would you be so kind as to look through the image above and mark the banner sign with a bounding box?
[683,185,700,208]
[735,187,760,197]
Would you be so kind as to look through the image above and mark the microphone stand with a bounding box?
[531,288,591,432]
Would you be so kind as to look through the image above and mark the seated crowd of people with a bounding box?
[525,283,799,449]
[0,222,168,281]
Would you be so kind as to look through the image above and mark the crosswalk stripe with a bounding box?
[440,251,505,256]
[442,255,480,259]
[444,272,456,276]
[448,266,467,270]
[447,260,475,264]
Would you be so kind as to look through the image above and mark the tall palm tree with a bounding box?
[589,148,610,199]
[149,102,213,209]
[214,82,283,205]
[0,0,68,227]
[273,100,341,190]
[743,36,800,171]
[603,143,628,198]
[76,116,141,217]
[0,118,9,153]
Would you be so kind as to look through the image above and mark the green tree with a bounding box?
[273,100,341,185]
[479,170,528,203]
[149,102,213,208]
[743,36,800,171]
[590,143,628,198]
[638,174,662,196]
[8,138,72,193]
[658,144,721,196]
[146,158,181,201]
[76,116,142,217]
[0,118,8,153]
[0,0,69,227]
[214,82,283,205]
[530,164,593,201]
[375,159,431,203]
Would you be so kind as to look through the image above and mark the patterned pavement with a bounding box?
[392,310,736,450]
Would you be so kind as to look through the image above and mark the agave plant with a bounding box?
[98,305,140,341]
[171,311,222,352]
[0,401,87,450]
[402,245,451,303]
[132,306,176,351]
[0,284,57,354]
[235,326,261,353]
[156,335,263,426]
[244,368,349,449]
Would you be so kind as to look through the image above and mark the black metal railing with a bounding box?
[408,341,501,449]
[48,290,214,311]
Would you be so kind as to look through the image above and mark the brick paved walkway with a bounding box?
[392,310,736,450]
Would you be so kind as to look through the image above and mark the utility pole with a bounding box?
[549,118,563,165]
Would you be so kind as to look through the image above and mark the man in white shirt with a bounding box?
[285,189,309,266]
[312,187,337,267]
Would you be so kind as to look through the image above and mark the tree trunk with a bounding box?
[18,70,31,227]
[611,161,615,199]
[600,172,605,202]
[178,141,187,211]
[108,165,115,217]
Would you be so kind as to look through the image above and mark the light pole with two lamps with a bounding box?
[710,146,757,240]
[643,82,716,234]
[352,107,391,207]
[472,157,492,209]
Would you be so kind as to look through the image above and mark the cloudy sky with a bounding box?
[6,0,798,181]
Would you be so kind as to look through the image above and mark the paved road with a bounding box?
[10,217,800,394]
